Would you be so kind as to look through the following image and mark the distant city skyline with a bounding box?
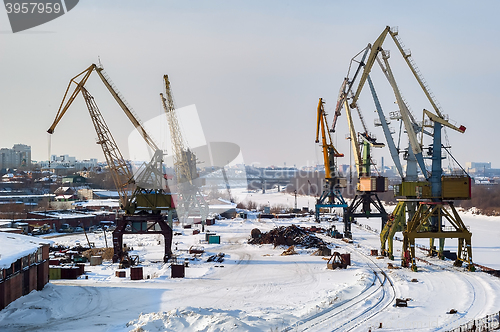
[1,1,499,169]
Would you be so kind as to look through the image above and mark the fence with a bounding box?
[447,312,500,332]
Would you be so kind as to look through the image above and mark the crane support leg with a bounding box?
[380,201,406,260]
[112,214,173,263]
[344,192,388,238]
[402,202,474,272]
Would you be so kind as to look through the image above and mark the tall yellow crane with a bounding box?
[161,75,208,224]
[348,26,472,271]
[47,64,174,263]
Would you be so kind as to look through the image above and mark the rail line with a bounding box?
[353,220,494,331]
[283,236,396,332]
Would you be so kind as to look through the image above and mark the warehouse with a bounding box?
[0,233,51,310]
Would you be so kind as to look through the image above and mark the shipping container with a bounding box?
[340,253,351,266]
[61,267,79,279]
[76,263,85,276]
[130,267,143,280]
[115,270,126,278]
[90,256,103,266]
[171,264,185,278]
[49,267,61,280]
[208,235,220,244]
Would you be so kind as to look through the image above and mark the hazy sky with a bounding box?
[1,1,498,169]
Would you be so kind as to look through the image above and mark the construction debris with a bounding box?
[82,247,116,261]
[207,253,225,263]
[248,225,326,248]
[189,246,205,255]
[281,246,297,256]
[387,263,400,269]
[251,228,262,239]
[312,245,332,257]
[326,252,351,269]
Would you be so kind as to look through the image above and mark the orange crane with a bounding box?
[314,98,347,223]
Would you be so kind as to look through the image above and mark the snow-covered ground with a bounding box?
[0,188,499,332]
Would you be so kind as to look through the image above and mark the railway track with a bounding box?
[282,236,396,332]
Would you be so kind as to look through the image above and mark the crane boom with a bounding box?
[47,64,159,152]
[48,64,94,134]
[344,98,361,176]
[81,88,133,208]
[351,26,390,108]
[160,75,194,184]
[161,75,208,223]
[367,75,404,178]
[379,52,428,178]
[316,98,343,179]
[388,29,444,119]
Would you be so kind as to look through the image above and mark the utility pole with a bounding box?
[294,190,297,210]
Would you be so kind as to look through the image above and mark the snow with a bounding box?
[0,233,52,268]
[31,210,96,219]
[0,189,499,331]
[72,199,120,208]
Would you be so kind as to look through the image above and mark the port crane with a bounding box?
[160,75,209,225]
[48,64,174,263]
[336,47,389,238]
[349,26,473,270]
[314,98,348,223]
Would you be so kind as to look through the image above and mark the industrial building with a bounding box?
[0,233,51,310]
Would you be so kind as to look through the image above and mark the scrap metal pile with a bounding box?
[248,225,326,248]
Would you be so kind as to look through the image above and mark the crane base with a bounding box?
[112,214,173,263]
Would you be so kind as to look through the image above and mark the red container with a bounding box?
[49,259,60,266]
[370,249,379,256]
[340,253,351,266]
[192,229,200,235]
[171,264,185,278]
[115,271,126,278]
[76,264,85,276]
[61,267,79,279]
[130,267,143,280]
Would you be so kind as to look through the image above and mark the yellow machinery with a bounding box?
[47,64,174,263]
[346,27,473,270]
[160,75,208,224]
